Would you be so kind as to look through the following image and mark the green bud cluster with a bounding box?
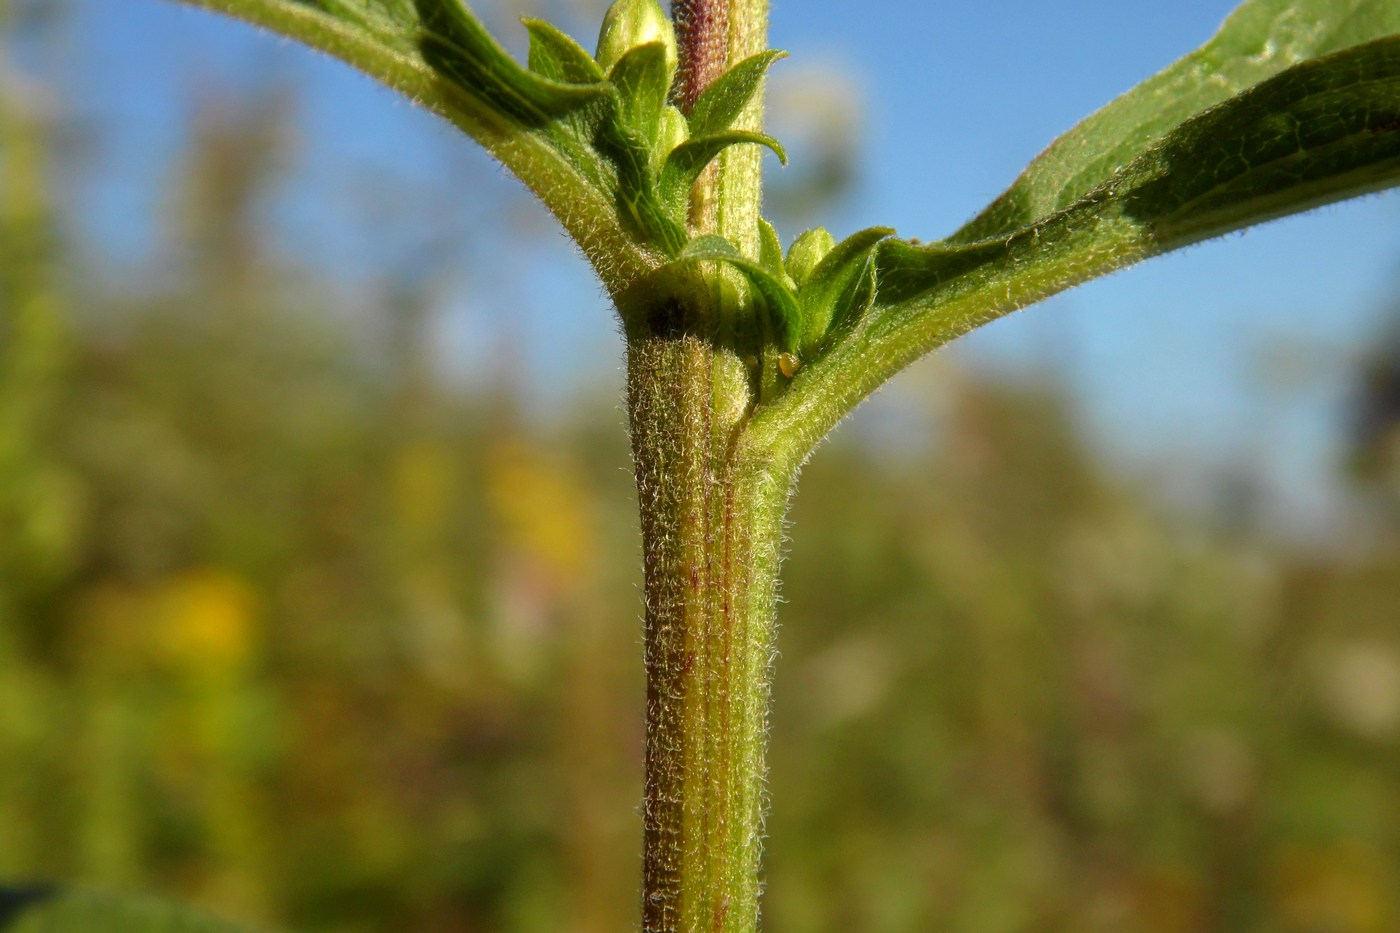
[670,224,892,395]
[521,0,787,257]
[521,0,858,395]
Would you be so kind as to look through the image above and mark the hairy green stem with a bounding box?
[628,307,792,933]
[631,4,778,930]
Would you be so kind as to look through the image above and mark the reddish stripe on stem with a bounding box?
[671,0,729,112]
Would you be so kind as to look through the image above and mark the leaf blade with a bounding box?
[888,39,1400,328]
[659,130,787,210]
[1121,35,1400,247]
[751,37,1400,464]
[953,0,1400,242]
[675,235,802,348]
[610,42,672,146]
[523,17,606,85]
[687,50,786,137]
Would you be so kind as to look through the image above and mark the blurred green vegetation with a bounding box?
[4,6,1400,933]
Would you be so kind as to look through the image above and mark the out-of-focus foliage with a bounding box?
[4,8,1400,933]
[1351,305,1400,526]
[767,381,1400,932]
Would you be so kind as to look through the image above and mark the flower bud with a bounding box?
[785,227,836,288]
[595,0,677,77]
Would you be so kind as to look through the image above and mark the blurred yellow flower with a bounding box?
[156,569,259,676]
[487,439,596,584]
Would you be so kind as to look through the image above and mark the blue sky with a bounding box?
[48,0,1400,530]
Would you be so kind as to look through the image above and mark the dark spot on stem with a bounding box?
[649,296,693,339]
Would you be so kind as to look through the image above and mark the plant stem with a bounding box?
[628,307,792,932]
[628,3,780,929]
[673,0,769,250]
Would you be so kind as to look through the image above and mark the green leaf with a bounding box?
[0,885,249,932]
[795,227,893,353]
[520,23,682,253]
[953,0,1400,242]
[883,38,1400,322]
[1121,36,1400,246]
[414,0,605,124]
[756,218,792,286]
[610,42,672,144]
[676,235,801,349]
[601,120,688,254]
[518,19,609,152]
[783,226,835,288]
[687,50,787,137]
[523,18,605,85]
[659,131,788,211]
[750,37,1400,459]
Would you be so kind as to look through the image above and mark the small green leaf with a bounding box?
[0,885,249,932]
[795,227,893,352]
[517,18,610,149]
[687,50,787,136]
[523,18,605,85]
[756,218,792,286]
[655,106,689,164]
[415,0,608,126]
[784,226,835,288]
[611,42,673,143]
[601,119,688,254]
[953,0,1400,241]
[659,131,788,211]
[676,235,801,349]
